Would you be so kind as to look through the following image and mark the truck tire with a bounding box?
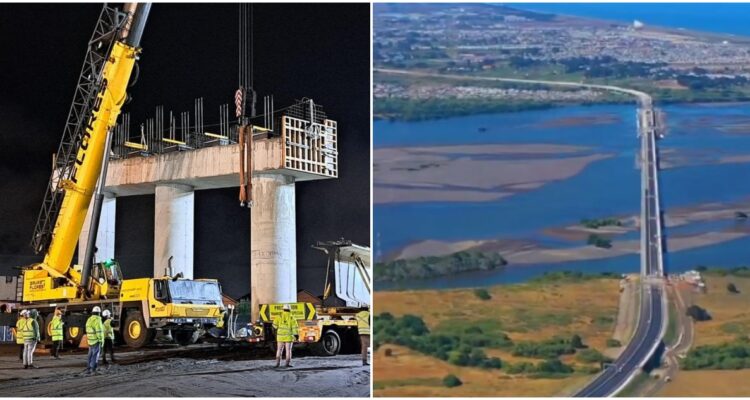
[123,311,155,348]
[312,329,341,356]
[65,323,84,347]
[173,330,198,346]
[43,313,55,343]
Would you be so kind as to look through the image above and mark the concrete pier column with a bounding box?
[78,193,116,265]
[154,183,194,279]
[251,174,297,321]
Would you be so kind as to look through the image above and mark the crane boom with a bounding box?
[25,3,151,300]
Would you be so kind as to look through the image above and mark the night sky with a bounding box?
[0,3,371,298]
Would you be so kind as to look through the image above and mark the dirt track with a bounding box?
[0,344,370,397]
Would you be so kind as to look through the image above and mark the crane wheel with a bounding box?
[65,324,84,347]
[43,313,55,343]
[312,329,341,356]
[123,311,155,348]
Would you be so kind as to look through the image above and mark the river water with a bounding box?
[375,103,750,289]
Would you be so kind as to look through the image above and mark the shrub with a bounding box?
[606,338,622,347]
[442,374,462,388]
[576,348,610,363]
[728,283,740,294]
[474,288,492,300]
[686,305,712,321]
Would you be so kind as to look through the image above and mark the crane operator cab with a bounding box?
[87,259,123,299]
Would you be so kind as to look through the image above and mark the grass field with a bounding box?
[656,274,750,396]
[684,275,750,346]
[659,370,750,397]
[374,278,623,397]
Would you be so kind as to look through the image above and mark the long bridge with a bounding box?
[375,68,669,397]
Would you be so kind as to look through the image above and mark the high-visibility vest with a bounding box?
[22,318,38,341]
[14,318,25,344]
[51,316,64,341]
[86,315,104,345]
[103,319,115,340]
[272,312,298,343]
[356,310,370,336]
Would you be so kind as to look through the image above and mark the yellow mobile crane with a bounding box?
[16,3,223,348]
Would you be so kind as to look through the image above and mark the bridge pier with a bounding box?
[78,193,116,265]
[153,183,195,279]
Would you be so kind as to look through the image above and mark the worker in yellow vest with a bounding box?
[22,310,40,369]
[272,304,298,368]
[50,308,64,360]
[101,309,116,364]
[84,306,104,374]
[14,309,29,362]
[356,310,370,366]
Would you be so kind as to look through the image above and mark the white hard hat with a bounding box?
[20,309,29,316]
[92,306,101,313]
[282,304,291,311]
[102,309,111,318]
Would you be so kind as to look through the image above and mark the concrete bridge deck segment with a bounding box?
[79,115,339,320]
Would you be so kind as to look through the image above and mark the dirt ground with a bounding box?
[0,344,370,397]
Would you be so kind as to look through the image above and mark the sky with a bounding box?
[0,3,371,298]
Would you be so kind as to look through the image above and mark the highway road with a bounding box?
[577,91,667,397]
[373,69,668,397]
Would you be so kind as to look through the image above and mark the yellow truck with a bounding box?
[252,240,371,356]
[8,4,222,348]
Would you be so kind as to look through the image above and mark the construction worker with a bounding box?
[22,310,40,369]
[14,310,28,361]
[84,306,104,374]
[50,308,64,360]
[272,304,298,368]
[356,309,370,366]
[101,309,116,364]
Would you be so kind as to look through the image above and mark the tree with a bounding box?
[443,374,462,388]
[474,288,492,300]
[686,305,712,321]
[571,334,585,349]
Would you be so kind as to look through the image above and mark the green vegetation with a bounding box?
[720,321,750,337]
[374,313,591,377]
[503,359,578,378]
[511,335,586,359]
[606,338,622,347]
[587,234,613,249]
[474,288,492,301]
[374,313,508,369]
[374,251,507,283]
[581,218,622,229]
[576,348,612,364]
[686,305,712,322]
[374,97,564,121]
[374,378,444,391]
[442,374,463,388]
[728,282,740,294]
[697,266,750,278]
[528,270,620,284]
[683,338,750,370]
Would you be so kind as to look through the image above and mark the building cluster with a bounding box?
[374,4,750,76]
[374,83,602,102]
[678,270,707,291]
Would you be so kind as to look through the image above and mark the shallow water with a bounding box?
[374,103,750,289]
